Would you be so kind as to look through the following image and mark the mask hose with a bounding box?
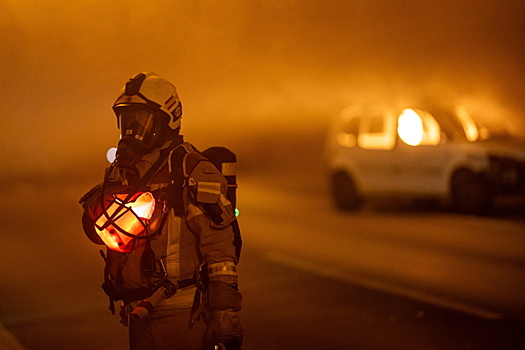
[115,139,144,170]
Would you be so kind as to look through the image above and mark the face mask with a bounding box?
[115,109,161,168]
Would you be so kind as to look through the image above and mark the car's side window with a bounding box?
[337,116,361,147]
[358,113,396,150]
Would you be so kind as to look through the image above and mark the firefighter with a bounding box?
[80,72,243,350]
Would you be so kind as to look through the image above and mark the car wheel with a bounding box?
[451,170,493,215]
[330,171,362,211]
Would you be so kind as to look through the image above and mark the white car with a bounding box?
[325,104,525,215]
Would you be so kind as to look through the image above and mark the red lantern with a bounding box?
[95,192,155,253]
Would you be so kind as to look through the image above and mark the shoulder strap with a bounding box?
[140,147,173,187]
[168,142,194,177]
[167,142,201,216]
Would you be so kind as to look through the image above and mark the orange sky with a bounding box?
[1,0,524,176]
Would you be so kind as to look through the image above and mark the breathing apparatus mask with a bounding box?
[115,108,166,169]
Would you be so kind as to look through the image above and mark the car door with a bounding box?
[351,107,398,195]
[394,108,451,196]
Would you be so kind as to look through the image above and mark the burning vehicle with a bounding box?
[325,103,525,215]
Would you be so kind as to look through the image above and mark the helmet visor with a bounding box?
[118,109,159,148]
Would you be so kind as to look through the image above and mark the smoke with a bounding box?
[1,0,524,178]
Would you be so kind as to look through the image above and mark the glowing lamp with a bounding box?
[106,147,118,163]
[95,192,155,253]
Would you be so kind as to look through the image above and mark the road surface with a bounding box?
[0,170,524,349]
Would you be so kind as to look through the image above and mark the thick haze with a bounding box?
[1,0,524,178]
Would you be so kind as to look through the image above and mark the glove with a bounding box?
[212,308,243,347]
[202,308,243,350]
[202,281,243,349]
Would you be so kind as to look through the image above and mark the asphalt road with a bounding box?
[1,170,524,349]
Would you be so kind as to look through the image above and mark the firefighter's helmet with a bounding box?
[113,72,183,131]
[112,73,183,166]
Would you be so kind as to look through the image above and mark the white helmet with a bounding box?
[113,72,182,130]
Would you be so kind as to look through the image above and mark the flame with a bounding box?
[455,106,479,142]
[398,109,424,146]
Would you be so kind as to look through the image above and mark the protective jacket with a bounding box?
[80,139,242,346]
